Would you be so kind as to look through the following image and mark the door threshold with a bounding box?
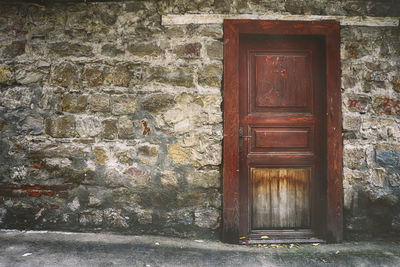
[239,229,325,244]
[239,238,326,245]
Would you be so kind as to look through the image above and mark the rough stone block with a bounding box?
[150,66,194,88]
[376,149,400,167]
[343,145,367,170]
[341,74,357,89]
[124,167,151,187]
[137,144,159,165]
[168,144,190,165]
[118,116,134,139]
[0,119,10,132]
[344,43,361,59]
[114,149,134,165]
[345,94,370,113]
[101,44,125,57]
[112,187,141,205]
[213,0,231,13]
[373,96,400,116]
[392,76,400,92]
[165,208,194,225]
[79,209,103,226]
[165,26,185,38]
[60,94,88,113]
[88,194,102,207]
[137,209,152,224]
[194,208,220,229]
[138,144,158,157]
[360,118,399,140]
[101,120,118,139]
[50,62,80,87]
[84,65,113,87]
[125,1,146,12]
[88,94,110,113]
[343,116,361,131]
[113,63,144,87]
[186,170,220,188]
[68,197,80,211]
[15,69,43,85]
[388,173,400,187]
[0,86,33,110]
[94,146,108,164]
[141,93,175,113]
[206,41,223,60]
[76,116,102,137]
[198,63,222,88]
[0,65,12,84]
[196,25,223,39]
[175,43,202,58]
[163,94,208,133]
[49,42,93,57]
[190,142,222,168]
[2,40,25,58]
[127,42,161,57]
[45,115,77,138]
[21,115,44,135]
[161,171,179,188]
[176,192,206,208]
[101,119,118,140]
[111,95,136,115]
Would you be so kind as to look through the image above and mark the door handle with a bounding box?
[239,127,251,153]
[239,126,251,139]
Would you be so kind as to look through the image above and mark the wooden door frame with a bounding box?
[222,20,342,243]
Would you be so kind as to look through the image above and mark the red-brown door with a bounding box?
[238,34,326,242]
[223,20,342,244]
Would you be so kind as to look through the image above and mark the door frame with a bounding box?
[222,20,342,243]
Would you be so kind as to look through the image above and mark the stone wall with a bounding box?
[341,25,400,235]
[0,0,399,239]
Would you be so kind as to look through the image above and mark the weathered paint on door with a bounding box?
[251,168,311,229]
[238,34,325,239]
[222,20,342,244]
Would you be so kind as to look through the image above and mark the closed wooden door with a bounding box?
[238,34,326,241]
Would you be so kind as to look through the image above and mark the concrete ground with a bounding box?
[0,230,399,267]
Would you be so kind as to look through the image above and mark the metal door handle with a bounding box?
[239,127,251,138]
[239,127,251,153]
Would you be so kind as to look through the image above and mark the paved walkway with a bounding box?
[0,230,399,266]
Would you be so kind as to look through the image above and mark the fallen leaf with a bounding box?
[270,244,286,248]
[289,244,300,249]
[312,243,320,246]
[261,235,269,239]
[240,236,247,240]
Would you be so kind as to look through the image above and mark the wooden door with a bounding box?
[222,20,342,244]
[239,34,325,242]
